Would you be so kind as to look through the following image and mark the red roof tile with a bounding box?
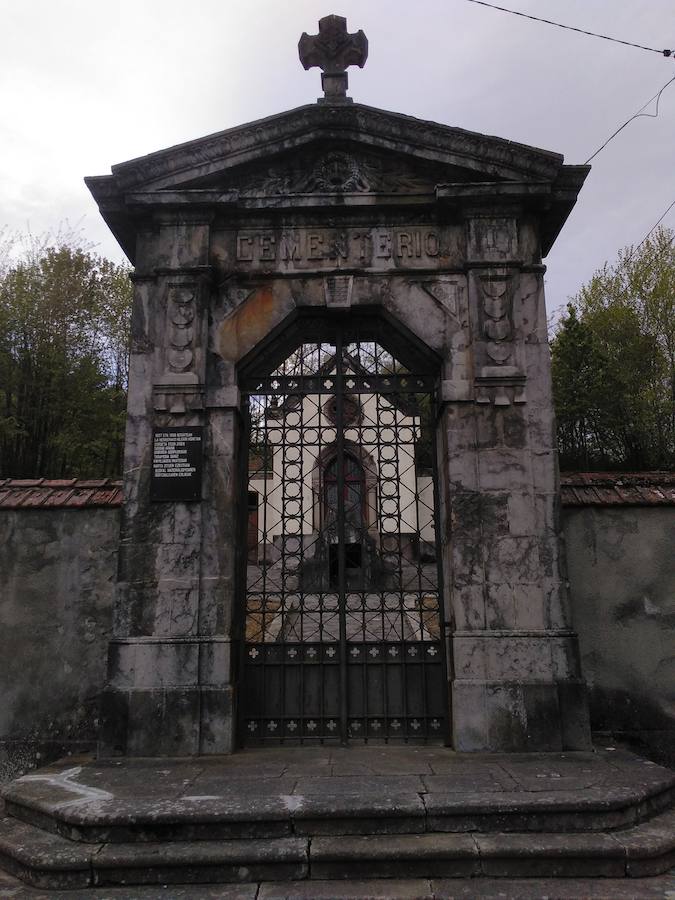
[0,478,123,509]
[560,472,675,506]
[0,473,672,510]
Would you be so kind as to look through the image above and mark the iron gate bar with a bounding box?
[334,331,348,743]
[238,327,449,746]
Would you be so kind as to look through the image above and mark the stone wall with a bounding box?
[0,493,673,780]
[0,507,118,782]
[564,506,675,765]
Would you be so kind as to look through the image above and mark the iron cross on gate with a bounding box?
[298,14,368,103]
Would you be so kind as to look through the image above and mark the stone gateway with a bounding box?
[86,15,592,757]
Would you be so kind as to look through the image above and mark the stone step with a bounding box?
[4,776,674,843]
[1,809,674,889]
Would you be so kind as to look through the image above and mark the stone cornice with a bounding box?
[102,103,566,192]
[85,103,589,262]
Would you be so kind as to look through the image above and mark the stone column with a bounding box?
[440,211,591,751]
[100,216,234,756]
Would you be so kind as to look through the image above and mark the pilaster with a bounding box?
[441,211,590,751]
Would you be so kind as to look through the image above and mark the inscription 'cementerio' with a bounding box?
[234,228,441,264]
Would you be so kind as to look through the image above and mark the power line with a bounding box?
[584,75,675,164]
[634,199,675,255]
[463,0,674,58]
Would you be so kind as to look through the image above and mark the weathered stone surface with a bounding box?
[0,815,98,889]
[565,506,675,766]
[475,832,626,877]
[2,747,675,889]
[259,881,435,899]
[310,833,479,879]
[0,508,118,782]
[93,836,308,885]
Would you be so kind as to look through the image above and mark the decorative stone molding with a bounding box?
[153,273,210,413]
[233,150,435,196]
[100,104,564,195]
[418,278,462,319]
[467,216,518,262]
[324,274,353,307]
[469,269,527,406]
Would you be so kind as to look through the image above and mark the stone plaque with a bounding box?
[151,427,203,502]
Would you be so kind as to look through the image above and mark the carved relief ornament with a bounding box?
[475,272,526,406]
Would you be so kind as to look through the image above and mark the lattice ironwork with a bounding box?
[239,328,447,745]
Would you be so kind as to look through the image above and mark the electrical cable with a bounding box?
[632,199,675,257]
[463,0,674,58]
[584,75,675,164]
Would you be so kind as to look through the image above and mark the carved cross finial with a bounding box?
[298,14,368,103]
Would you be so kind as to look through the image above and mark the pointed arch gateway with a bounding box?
[239,311,448,745]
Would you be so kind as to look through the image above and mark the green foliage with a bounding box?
[0,234,132,478]
[551,227,675,471]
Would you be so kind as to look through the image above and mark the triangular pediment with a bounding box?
[86,101,588,261]
[103,102,566,193]
[175,143,489,197]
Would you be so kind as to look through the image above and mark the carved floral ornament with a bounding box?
[480,276,513,364]
[166,284,197,375]
[475,273,526,406]
[235,150,434,196]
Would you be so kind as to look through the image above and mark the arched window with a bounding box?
[323,452,365,525]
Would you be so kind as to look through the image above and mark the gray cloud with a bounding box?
[2,0,673,318]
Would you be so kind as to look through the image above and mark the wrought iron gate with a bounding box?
[239,323,447,744]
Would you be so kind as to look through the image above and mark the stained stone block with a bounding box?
[98,689,129,757]
[531,448,557,489]
[451,683,488,751]
[453,583,487,630]
[485,637,554,682]
[126,689,200,756]
[486,683,528,750]
[452,636,488,679]
[558,681,592,750]
[506,491,537,535]
[199,686,235,753]
[550,636,583,680]
[484,582,518,630]
[108,640,201,690]
[199,576,233,633]
[445,451,479,491]
[451,535,485,586]
[198,638,232,686]
[485,536,541,584]
[478,448,533,493]
[442,405,477,453]
[522,683,563,750]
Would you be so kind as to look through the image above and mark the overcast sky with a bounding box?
[2,0,674,318]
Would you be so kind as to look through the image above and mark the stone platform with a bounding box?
[1,746,674,891]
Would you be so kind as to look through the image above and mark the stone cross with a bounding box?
[298,14,368,103]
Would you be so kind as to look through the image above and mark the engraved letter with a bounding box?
[353,232,370,259]
[376,232,392,259]
[236,235,254,261]
[329,232,349,260]
[425,232,440,257]
[259,234,276,261]
[396,232,412,259]
[280,236,302,261]
[308,233,324,260]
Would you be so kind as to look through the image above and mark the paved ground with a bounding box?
[5,744,673,812]
[1,867,675,899]
[2,746,674,897]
